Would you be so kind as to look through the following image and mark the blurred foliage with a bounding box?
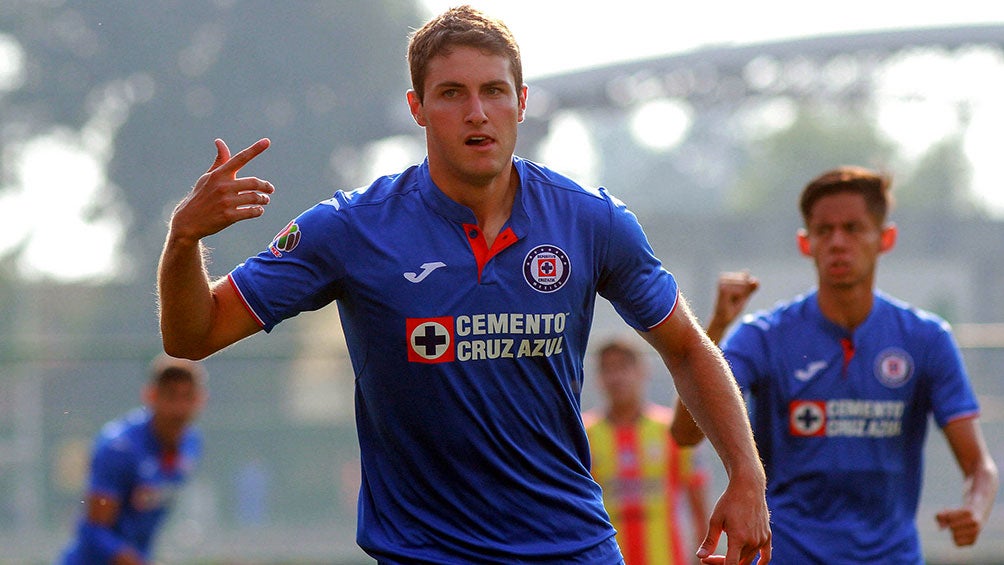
[730,101,977,219]
[0,0,424,278]
[729,103,897,215]
[900,132,975,216]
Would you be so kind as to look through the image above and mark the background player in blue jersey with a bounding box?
[57,354,206,565]
[156,5,770,564]
[673,167,999,563]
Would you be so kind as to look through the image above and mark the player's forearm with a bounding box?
[670,397,705,446]
[670,345,763,485]
[965,458,999,525]
[704,316,731,345]
[157,232,216,359]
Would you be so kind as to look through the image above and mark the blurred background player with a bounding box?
[57,354,206,565]
[673,166,999,563]
[585,338,710,565]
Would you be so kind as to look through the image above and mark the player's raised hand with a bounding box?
[169,138,274,243]
[706,271,759,344]
[714,271,759,325]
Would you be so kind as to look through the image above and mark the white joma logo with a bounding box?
[795,360,828,382]
[404,262,447,283]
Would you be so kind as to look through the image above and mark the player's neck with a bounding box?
[817,285,875,330]
[607,402,643,426]
[463,170,519,247]
[432,164,519,247]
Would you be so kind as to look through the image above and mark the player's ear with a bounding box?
[141,383,156,406]
[407,90,426,127]
[796,228,811,257]
[880,222,897,253]
[517,84,528,123]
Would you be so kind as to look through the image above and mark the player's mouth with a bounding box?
[465,135,494,147]
[826,260,852,275]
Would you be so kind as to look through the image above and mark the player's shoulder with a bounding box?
[316,163,424,214]
[581,409,603,430]
[739,292,814,333]
[874,290,953,334]
[95,408,149,454]
[643,403,673,425]
[515,157,620,206]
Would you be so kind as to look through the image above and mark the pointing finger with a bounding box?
[219,138,271,178]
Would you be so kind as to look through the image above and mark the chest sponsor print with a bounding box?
[788,400,826,437]
[405,313,567,364]
[406,317,455,363]
[789,399,905,438]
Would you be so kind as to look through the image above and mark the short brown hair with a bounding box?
[597,338,641,364]
[799,166,893,225]
[148,354,206,388]
[407,5,523,102]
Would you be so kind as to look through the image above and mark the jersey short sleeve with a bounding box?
[595,187,679,330]
[229,197,351,332]
[919,316,980,427]
[88,432,135,501]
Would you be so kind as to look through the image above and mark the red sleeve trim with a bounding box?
[227,273,266,328]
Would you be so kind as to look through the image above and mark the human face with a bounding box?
[798,192,896,291]
[407,46,527,192]
[598,350,647,409]
[146,379,205,449]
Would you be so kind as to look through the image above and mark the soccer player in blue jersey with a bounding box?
[57,354,206,565]
[673,167,999,563]
[156,6,770,564]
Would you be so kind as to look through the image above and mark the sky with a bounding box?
[419,0,1003,79]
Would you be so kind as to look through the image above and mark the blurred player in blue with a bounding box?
[155,5,770,564]
[57,354,206,565]
[674,167,999,563]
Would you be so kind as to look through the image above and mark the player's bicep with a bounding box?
[641,296,709,363]
[943,416,991,475]
[206,276,264,353]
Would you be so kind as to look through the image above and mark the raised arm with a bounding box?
[672,272,759,446]
[157,138,274,360]
[639,295,770,565]
[935,416,999,547]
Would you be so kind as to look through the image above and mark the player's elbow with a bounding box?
[161,335,213,361]
[671,417,706,447]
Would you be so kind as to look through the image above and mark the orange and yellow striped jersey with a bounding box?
[584,404,706,565]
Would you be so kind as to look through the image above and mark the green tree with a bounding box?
[898,133,975,217]
[728,103,897,215]
[0,0,424,280]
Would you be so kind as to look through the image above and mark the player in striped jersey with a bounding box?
[585,338,709,565]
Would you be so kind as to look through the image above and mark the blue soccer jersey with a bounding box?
[722,290,979,564]
[59,408,202,564]
[229,157,679,563]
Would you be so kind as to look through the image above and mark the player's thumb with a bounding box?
[208,138,231,172]
[935,508,962,529]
